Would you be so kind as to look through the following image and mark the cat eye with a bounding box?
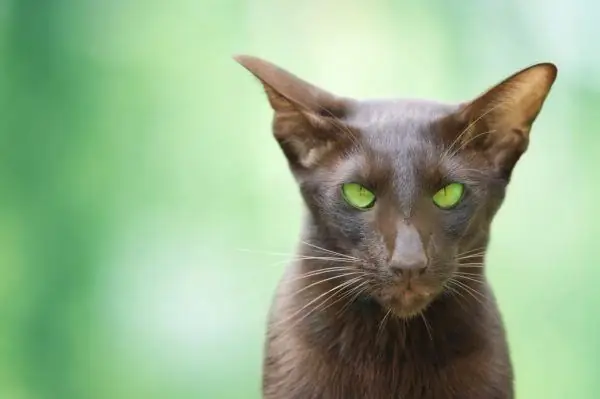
[341,183,376,210]
[432,182,465,209]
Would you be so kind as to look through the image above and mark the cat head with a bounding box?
[236,55,556,318]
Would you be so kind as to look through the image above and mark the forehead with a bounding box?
[345,99,458,154]
[343,99,459,174]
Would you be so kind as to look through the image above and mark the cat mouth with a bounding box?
[377,284,438,318]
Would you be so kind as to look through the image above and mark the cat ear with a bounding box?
[449,63,557,178]
[234,55,352,169]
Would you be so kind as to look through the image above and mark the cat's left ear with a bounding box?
[234,55,354,170]
[447,63,557,178]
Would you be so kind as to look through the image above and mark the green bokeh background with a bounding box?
[1,0,598,398]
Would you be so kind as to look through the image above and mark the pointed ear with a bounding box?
[448,63,557,178]
[234,55,353,169]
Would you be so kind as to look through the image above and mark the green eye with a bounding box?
[341,183,376,209]
[432,182,465,209]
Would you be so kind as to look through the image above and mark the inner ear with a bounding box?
[273,110,356,169]
[234,55,355,169]
[443,63,557,178]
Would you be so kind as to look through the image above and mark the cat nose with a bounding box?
[389,256,428,277]
[389,221,429,277]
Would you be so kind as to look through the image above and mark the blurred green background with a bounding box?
[1,0,598,398]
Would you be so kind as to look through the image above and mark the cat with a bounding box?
[235,55,556,399]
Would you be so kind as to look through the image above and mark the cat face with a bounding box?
[295,100,511,317]
[236,56,556,317]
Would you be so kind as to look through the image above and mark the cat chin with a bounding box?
[375,287,438,319]
[386,297,433,319]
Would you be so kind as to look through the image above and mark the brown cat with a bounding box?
[235,55,557,399]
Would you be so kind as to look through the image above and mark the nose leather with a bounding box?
[389,220,428,276]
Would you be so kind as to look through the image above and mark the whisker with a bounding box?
[459,263,486,268]
[442,282,469,312]
[317,279,370,316]
[238,248,355,262]
[274,277,363,330]
[285,271,367,297]
[280,278,369,337]
[300,241,359,261]
[451,168,487,175]
[449,129,497,158]
[448,279,487,309]
[446,279,482,307]
[456,246,487,256]
[336,281,373,316]
[453,271,485,278]
[455,252,486,261]
[454,274,485,285]
[455,256,486,264]
[285,266,366,282]
[377,309,393,342]
[451,278,485,296]
[440,102,503,163]
[267,257,357,269]
[313,105,363,150]
[420,312,433,342]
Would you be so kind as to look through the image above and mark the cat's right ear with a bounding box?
[443,63,557,179]
[234,55,353,169]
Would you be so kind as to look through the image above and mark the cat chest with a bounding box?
[289,347,499,399]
